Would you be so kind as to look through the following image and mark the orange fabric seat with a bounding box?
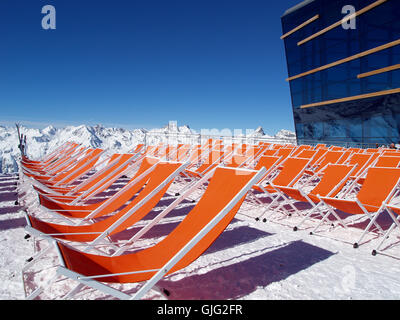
[27,161,183,242]
[36,157,158,218]
[320,167,400,214]
[315,167,400,247]
[55,167,260,284]
[276,164,356,204]
[24,148,104,189]
[305,150,345,175]
[35,153,135,197]
[266,157,310,191]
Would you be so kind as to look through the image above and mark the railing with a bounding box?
[297,138,399,149]
[143,131,398,149]
[143,131,297,147]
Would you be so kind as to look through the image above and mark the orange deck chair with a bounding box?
[31,153,136,200]
[338,152,379,195]
[263,149,278,156]
[275,164,357,229]
[291,145,312,157]
[24,149,109,206]
[24,166,266,300]
[32,157,161,219]
[251,156,282,192]
[25,148,105,187]
[372,203,400,258]
[21,141,77,167]
[254,157,312,221]
[305,150,346,175]
[25,161,187,245]
[353,155,400,185]
[315,167,400,248]
[185,150,228,179]
[22,145,86,177]
[21,142,78,172]
[247,155,282,205]
[23,160,189,284]
[22,161,189,292]
[19,153,136,209]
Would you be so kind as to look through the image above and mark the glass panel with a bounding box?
[348,117,362,139]
[364,114,390,139]
[311,122,324,140]
[325,120,347,138]
[296,123,304,138]
[282,0,400,146]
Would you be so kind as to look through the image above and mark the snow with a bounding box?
[1,169,400,300]
[1,123,399,300]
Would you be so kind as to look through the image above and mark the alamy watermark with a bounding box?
[147,123,276,175]
[40,4,356,31]
[342,5,357,30]
[334,265,357,296]
[41,5,56,30]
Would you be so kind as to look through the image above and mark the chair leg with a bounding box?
[372,210,400,255]
[22,243,54,272]
[310,204,343,235]
[255,194,277,221]
[57,267,132,300]
[25,273,60,300]
[276,193,298,216]
[353,210,383,249]
[62,283,86,300]
[294,202,322,231]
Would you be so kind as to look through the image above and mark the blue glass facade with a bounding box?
[281,0,400,147]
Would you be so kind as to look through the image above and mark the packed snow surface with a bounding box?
[1,170,400,300]
[1,123,399,300]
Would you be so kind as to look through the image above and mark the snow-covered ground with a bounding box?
[1,168,400,300]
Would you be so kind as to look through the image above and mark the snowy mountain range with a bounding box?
[0,123,296,173]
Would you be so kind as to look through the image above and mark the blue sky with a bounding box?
[0,0,300,135]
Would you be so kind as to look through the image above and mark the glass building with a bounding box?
[281,0,400,147]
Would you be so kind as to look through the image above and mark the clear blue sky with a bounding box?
[0,0,300,135]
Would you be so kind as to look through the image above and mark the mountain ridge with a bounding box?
[0,123,295,173]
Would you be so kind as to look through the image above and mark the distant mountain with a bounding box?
[275,129,296,140]
[0,123,295,173]
[246,126,267,137]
